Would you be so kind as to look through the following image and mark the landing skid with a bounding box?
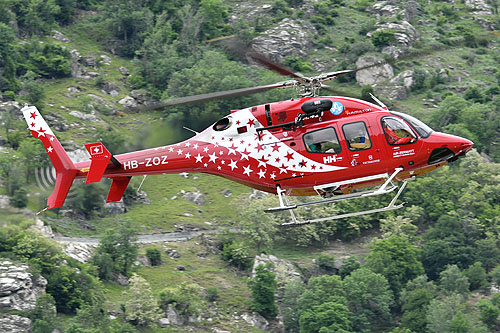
[266,168,411,226]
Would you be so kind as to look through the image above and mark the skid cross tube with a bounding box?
[266,168,410,225]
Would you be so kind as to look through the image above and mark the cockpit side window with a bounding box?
[213,117,232,131]
[382,117,417,145]
[343,121,372,151]
[303,127,341,154]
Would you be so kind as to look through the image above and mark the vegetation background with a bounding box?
[0,0,500,332]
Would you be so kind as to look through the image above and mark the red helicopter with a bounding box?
[23,51,473,225]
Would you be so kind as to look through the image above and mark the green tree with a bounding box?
[249,264,278,318]
[30,293,57,333]
[365,236,424,296]
[400,275,438,332]
[439,265,470,296]
[344,268,394,332]
[124,274,160,327]
[297,275,352,332]
[338,256,361,279]
[299,301,352,333]
[379,215,417,240]
[241,197,279,253]
[465,262,488,291]
[491,264,500,288]
[282,279,305,333]
[476,299,500,330]
[93,219,138,277]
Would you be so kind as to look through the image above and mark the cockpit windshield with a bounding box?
[390,111,433,138]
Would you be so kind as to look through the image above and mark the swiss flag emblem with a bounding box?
[89,144,103,155]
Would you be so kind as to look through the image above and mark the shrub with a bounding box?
[371,29,396,47]
[317,253,336,271]
[222,241,252,270]
[146,248,162,266]
[205,287,219,302]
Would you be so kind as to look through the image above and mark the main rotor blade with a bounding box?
[136,82,292,111]
[246,50,307,80]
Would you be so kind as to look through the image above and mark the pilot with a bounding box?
[383,121,413,145]
[349,129,370,150]
[308,142,322,153]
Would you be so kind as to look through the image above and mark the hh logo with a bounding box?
[89,144,103,155]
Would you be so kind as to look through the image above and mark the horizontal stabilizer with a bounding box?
[84,142,113,183]
[106,176,131,203]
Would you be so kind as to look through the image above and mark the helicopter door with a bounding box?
[380,115,423,167]
[341,120,381,168]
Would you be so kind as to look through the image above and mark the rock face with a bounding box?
[252,254,301,288]
[61,242,97,263]
[356,56,394,86]
[0,260,47,311]
[252,18,313,63]
[0,314,32,333]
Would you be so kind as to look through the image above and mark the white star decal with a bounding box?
[270,173,276,180]
[240,152,249,161]
[177,149,183,155]
[229,159,238,170]
[217,166,222,170]
[193,143,199,149]
[47,146,53,153]
[243,165,253,176]
[204,163,208,167]
[279,166,288,174]
[208,152,218,163]
[257,169,266,179]
[227,147,236,155]
[169,147,174,152]
[203,147,209,153]
[221,160,225,165]
[185,142,191,147]
[195,154,203,163]
[49,137,55,141]
[185,152,191,159]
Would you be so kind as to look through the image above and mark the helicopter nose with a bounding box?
[427,133,474,165]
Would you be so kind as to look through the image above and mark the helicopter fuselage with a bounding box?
[73,96,473,197]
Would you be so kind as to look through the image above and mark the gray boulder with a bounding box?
[252,254,301,288]
[356,55,394,86]
[242,312,269,331]
[51,30,71,43]
[0,260,47,311]
[61,242,96,263]
[182,191,205,205]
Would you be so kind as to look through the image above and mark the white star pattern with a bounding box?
[185,152,191,159]
[208,152,218,163]
[229,159,238,170]
[177,149,183,155]
[195,154,203,163]
[243,165,253,176]
[257,169,266,179]
[47,146,53,153]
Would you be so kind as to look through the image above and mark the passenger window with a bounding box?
[382,117,417,145]
[303,127,341,154]
[343,122,372,151]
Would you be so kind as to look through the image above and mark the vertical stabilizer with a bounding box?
[22,105,77,209]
